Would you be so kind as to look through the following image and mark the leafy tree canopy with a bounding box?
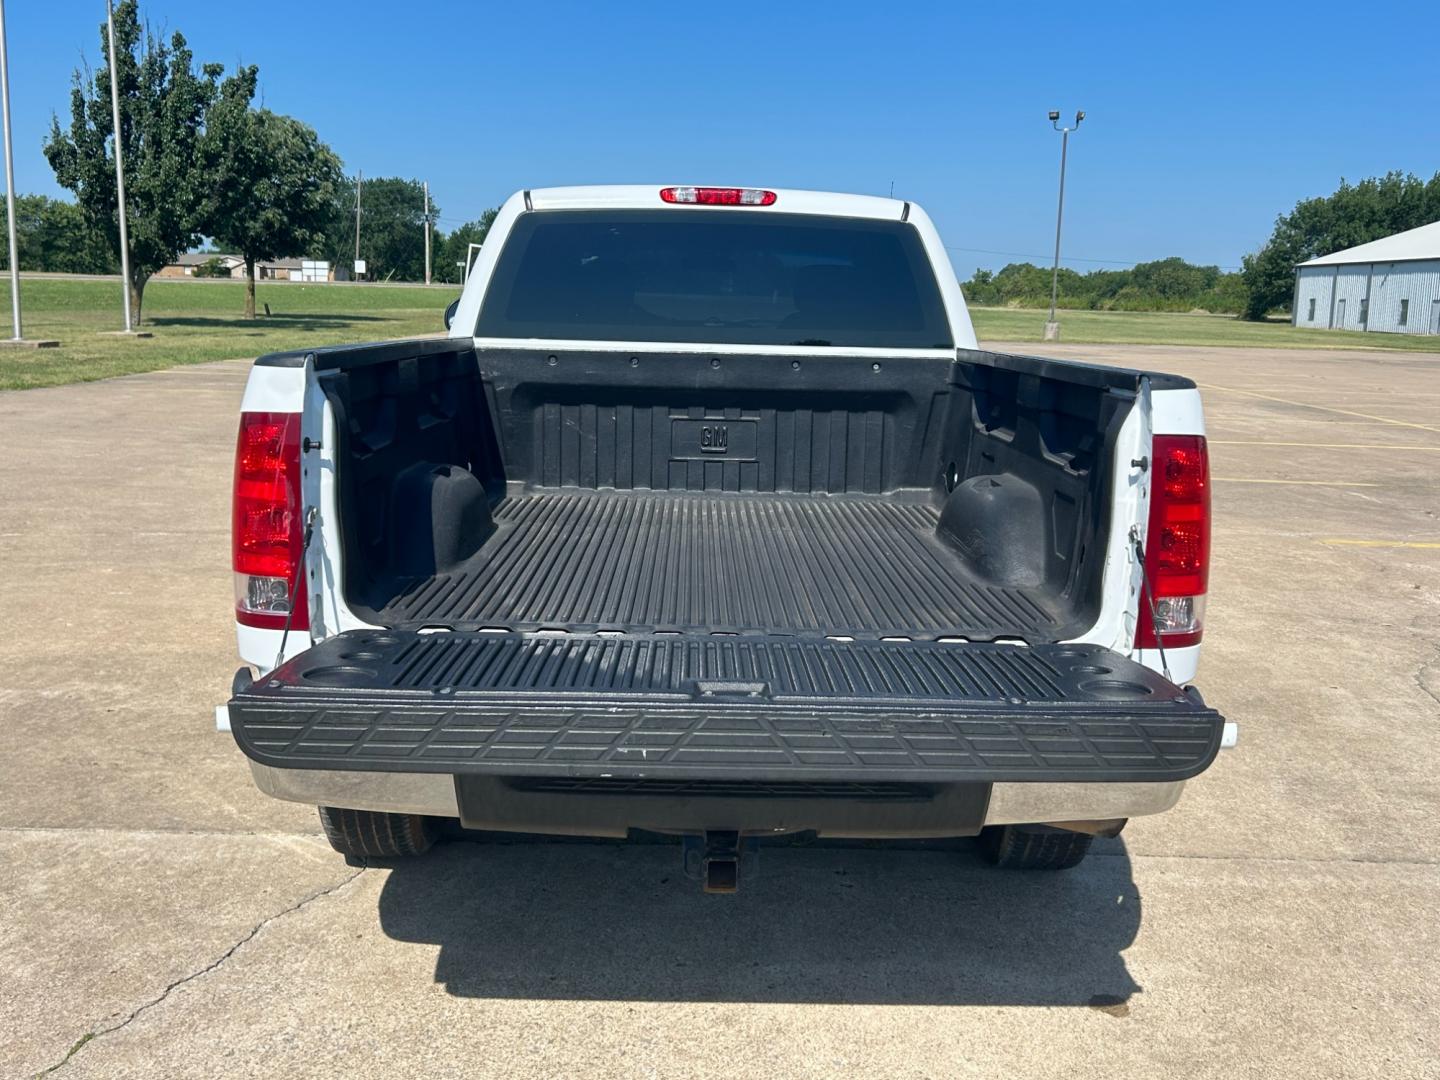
[317,177,436,282]
[203,66,345,316]
[43,0,224,323]
[962,257,1245,315]
[0,194,117,274]
[1240,171,1440,320]
[434,209,500,284]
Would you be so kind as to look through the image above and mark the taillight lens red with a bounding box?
[1135,435,1209,650]
[232,411,307,630]
[659,187,777,206]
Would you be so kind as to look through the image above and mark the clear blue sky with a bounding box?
[5,1,1436,277]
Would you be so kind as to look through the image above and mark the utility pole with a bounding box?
[106,0,134,332]
[352,171,362,280]
[422,180,431,286]
[0,0,20,340]
[0,0,57,348]
[1044,110,1084,342]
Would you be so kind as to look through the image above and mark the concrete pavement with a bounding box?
[1,344,1437,1078]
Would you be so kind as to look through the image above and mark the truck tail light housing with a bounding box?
[232,411,308,630]
[660,187,777,206]
[1135,435,1209,650]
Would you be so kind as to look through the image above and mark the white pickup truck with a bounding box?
[223,185,1228,890]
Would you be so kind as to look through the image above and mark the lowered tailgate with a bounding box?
[228,631,1224,784]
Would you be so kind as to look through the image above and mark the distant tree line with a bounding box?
[1239,171,1440,319]
[310,180,499,285]
[0,194,118,274]
[2,176,497,307]
[962,257,1247,314]
[962,171,1440,321]
[15,1,497,324]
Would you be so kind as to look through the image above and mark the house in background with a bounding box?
[156,253,335,282]
[155,253,244,278]
[1293,221,1440,335]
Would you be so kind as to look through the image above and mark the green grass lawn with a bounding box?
[0,277,456,390]
[970,305,1440,351]
[2,277,1436,391]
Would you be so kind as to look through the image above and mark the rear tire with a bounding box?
[979,824,1093,870]
[317,806,437,859]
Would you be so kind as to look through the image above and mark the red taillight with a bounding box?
[1135,434,1209,650]
[232,411,307,630]
[659,186,777,206]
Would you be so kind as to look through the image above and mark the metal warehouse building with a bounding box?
[1292,220,1440,335]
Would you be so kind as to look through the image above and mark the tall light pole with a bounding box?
[106,0,133,332]
[1044,109,1084,343]
[0,0,22,341]
[352,171,362,280]
[0,0,57,348]
[422,180,431,286]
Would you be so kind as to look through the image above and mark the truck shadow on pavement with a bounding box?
[376,834,1142,1007]
[145,314,392,331]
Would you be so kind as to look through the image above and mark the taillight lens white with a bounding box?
[1136,435,1210,650]
[232,411,307,630]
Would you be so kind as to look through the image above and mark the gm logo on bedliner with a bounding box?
[671,419,759,461]
[700,424,728,453]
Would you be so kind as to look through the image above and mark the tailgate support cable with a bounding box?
[275,506,319,672]
[1129,526,1173,684]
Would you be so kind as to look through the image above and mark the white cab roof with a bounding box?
[1297,220,1440,267]
[526,185,908,221]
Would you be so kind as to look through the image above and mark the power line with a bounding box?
[433,212,493,227]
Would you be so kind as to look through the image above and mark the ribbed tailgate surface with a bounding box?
[230,631,1224,784]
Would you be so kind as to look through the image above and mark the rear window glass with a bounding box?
[474,210,952,349]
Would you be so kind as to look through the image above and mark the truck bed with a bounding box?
[322,343,1136,646]
[374,490,1063,641]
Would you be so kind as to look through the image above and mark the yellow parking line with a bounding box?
[1210,440,1440,451]
[1214,477,1379,486]
[1197,382,1440,434]
[1320,539,1440,549]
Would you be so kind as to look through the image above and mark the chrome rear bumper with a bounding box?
[249,761,1184,837]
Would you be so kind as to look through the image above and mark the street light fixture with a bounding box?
[1044,108,1084,342]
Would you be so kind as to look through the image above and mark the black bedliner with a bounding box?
[325,346,1141,644]
[375,490,1063,641]
[229,631,1224,784]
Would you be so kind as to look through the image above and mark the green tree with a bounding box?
[203,68,345,317]
[317,177,436,281]
[1241,171,1440,319]
[43,0,223,324]
[191,255,229,278]
[0,194,117,273]
[363,178,433,281]
[961,268,997,306]
[434,209,499,283]
[960,257,1247,315]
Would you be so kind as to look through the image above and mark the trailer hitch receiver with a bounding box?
[682,831,756,894]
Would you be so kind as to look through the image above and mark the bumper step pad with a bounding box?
[230,631,1224,784]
